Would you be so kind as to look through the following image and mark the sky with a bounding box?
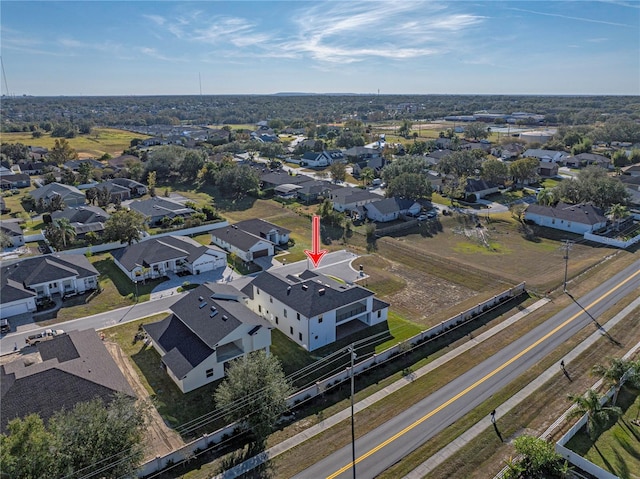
[1,1,639,96]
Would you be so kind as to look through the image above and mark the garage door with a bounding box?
[1,302,30,319]
[252,249,269,258]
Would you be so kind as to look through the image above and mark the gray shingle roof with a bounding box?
[52,205,109,224]
[245,270,374,318]
[0,220,23,237]
[234,218,291,238]
[525,202,607,225]
[128,197,194,218]
[144,283,270,378]
[1,254,99,304]
[466,178,500,193]
[30,182,85,202]
[1,329,135,432]
[212,225,272,251]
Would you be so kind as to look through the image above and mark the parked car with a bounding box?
[25,329,65,346]
[0,319,10,334]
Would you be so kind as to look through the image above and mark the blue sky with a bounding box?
[2,1,639,96]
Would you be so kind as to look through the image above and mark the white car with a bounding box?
[25,329,65,346]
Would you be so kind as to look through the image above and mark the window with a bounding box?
[256,288,260,295]
[275,316,279,324]
[289,326,293,335]
[270,296,273,303]
[206,369,214,378]
[297,312,300,321]
[298,332,302,341]
[318,316,323,323]
[284,309,287,318]
[258,305,262,313]
[49,282,57,288]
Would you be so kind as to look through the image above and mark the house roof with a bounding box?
[63,159,104,170]
[107,155,141,169]
[212,225,273,252]
[0,173,30,183]
[234,218,291,238]
[144,283,269,378]
[366,197,400,215]
[525,202,607,226]
[331,188,380,205]
[128,197,194,218]
[570,153,611,164]
[296,180,334,196]
[0,329,135,432]
[109,177,146,191]
[112,235,222,271]
[96,181,130,195]
[52,205,109,225]
[523,149,568,159]
[261,171,310,187]
[30,182,84,202]
[0,220,23,237]
[1,254,99,303]
[466,178,500,193]
[243,270,374,318]
[344,146,379,157]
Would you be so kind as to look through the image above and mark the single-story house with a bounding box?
[107,154,142,171]
[127,197,195,226]
[143,283,272,393]
[0,221,25,247]
[241,269,389,351]
[465,179,500,200]
[425,149,454,167]
[619,175,640,206]
[295,180,337,204]
[211,225,275,262]
[63,159,105,172]
[524,202,608,234]
[301,151,334,168]
[329,188,381,213]
[351,157,387,178]
[0,254,99,319]
[30,182,86,208]
[274,183,303,198]
[51,205,110,238]
[112,235,227,281]
[94,181,130,203]
[233,219,291,245]
[538,161,559,177]
[343,146,381,162]
[365,197,420,222]
[522,149,569,164]
[0,173,31,190]
[491,143,525,160]
[109,177,147,196]
[260,171,310,189]
[0,329,135,432]
[565,153,612,169]
[16,161,47,175]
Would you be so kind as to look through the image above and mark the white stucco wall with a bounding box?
[524,212,605,234]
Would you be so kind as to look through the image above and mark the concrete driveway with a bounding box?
[149,266,242,300]
[267,250,365,284]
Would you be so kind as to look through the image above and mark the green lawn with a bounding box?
[566,386,640,479]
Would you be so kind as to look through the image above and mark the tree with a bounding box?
[567,389,622,440]
[509,157,539,186]
[96,186,110,208]
[47,194,66,213]
[214,350,291,442]
[503,435,571,479]
[612,149,630,168]
[104,209,147,245]
[591,357,640,405]
[60,168,76,185]
[328,162,347,183]
[54,217,76,248]
[0,230,13,249]
[608,203,630,231]
[0,142,30,163]
[182,150,206,181]
[360,167,375,186]
[556,166,630,209]
[571,138,593,155]
[481,159,509,185]
[386,172,433,200]
[85,187,98,205]
[0,414,59,479]
[464,122,489,141]
[536,188,557,206]
[147,170,156,197]
[437,150,479,178]
[398,119,413,139]
[48,138,78,164]
[77,162,93,184]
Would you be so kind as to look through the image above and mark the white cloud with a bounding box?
[508,7,635,28]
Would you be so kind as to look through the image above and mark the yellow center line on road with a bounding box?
[326,268,640,479]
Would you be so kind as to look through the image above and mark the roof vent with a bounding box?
[210,310,218,318]
[318,288,326,295]
[198,296,204,301]
[210,306,217,311]
[302,284,308,291]
[222,314,228,321]
[199,301,207,309]
[287,286,292,295]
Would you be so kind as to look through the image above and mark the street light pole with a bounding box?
[348,344,357,479]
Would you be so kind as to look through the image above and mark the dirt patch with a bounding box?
[104,341,184,459]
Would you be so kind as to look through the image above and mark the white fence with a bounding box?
[584,231,640,249]
[136,282,526,477]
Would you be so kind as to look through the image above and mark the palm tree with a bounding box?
[567,389,622,440]
[360,167,375,187]
[53,218,76,248]
[592,357,640,405]
[608,203,629,231]
[536,188,556,206]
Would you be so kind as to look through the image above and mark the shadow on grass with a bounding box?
[92,258,165,298]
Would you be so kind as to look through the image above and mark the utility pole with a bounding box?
[562,240,573,292]
[348,344,357,479]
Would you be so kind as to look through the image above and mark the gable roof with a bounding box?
[52,205,109,225]
[525,202,607,226]
[261,171,310,187]
[112,235,220,271]
[244,270,374,318]
[331,188,380,205]
[234,219,291,239]
[1,254,99,303]
[466,178,500,193]
[128,197,194,218]
[0,220,23,237]
[212,225,273,251]
[144,283,270,378]
[30,182,84,202]
[1,329,135,431]
[365,197,401,215]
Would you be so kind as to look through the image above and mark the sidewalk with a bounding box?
[215,297,551,479]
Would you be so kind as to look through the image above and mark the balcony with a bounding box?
[217,342,244,363]
[336,303,367,324]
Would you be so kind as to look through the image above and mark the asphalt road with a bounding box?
[293,259,640,479]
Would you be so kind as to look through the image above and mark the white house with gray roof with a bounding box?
[210,225,275,262]
[112,235,227,281]
[143,283,272,392]
[364,197,420,222]
[524,202,607,234]
[127,197,195,226]
[0,254,99,319]
[0,220,25,247]
[30,182,85,208]
[241,270,389,351]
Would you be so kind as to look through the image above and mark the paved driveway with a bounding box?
[267,250,365,284]
[149,266,242,299]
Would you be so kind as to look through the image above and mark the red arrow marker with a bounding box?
[304,215,328,268]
